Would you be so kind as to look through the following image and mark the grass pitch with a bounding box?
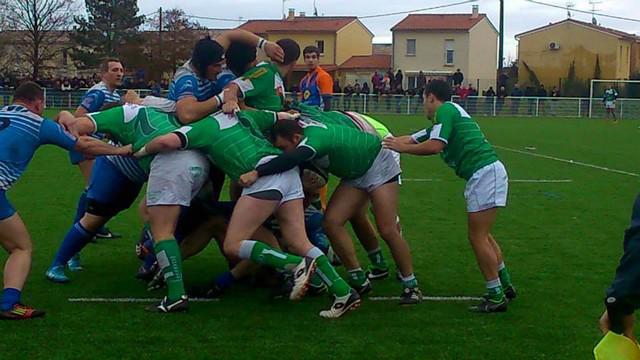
[1,111,639,359]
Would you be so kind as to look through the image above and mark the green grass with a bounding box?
[2,111,639,359]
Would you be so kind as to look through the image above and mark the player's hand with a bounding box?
[239,170,259,187]
[277,111,300,121]
[222,100,240,114]
[382,136,408,153]
[124,90,142,105]
[264,41,285,63]
[58,111,79,135]
[119,144,133,156]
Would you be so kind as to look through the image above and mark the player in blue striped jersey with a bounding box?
[169,29,284,125]
[0,82,131,320]
[69,58,124,247]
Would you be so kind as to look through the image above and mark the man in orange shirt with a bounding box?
[299,46,333,111]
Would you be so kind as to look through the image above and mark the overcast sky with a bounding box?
[136,0,640,63]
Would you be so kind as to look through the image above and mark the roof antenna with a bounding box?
[589,0,602,25]
[566,1,574,18]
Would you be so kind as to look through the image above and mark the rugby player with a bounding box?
[0,82,131,319]
[383,80,516,313]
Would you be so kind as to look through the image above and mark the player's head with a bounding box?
[225,41,257,77]
[303,46,320,70]
[423,80,451,119]
[192,36,226,80]
[274,38,300,76]
[13,81,45,115]
[100,58,124,88]
[271,118,304,151]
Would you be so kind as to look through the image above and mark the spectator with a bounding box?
[150,80,162,97]
[467,83,478,114]
[524,85,536,115]
[61,79,72,92]
[498,72,509,89]
[371,71,382,94]
[417,71,426,94]
[361,82,370,94]
[484,86,495,115]
[510,84,523,114]
[383,73,391,94]
[333,79,342,94]
[550,86,561,116]
[496,86,508,114]
[394,70,403,92]
[537,84,547,115]
[452,68,464,86]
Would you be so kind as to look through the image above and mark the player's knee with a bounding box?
[377,223,400,242]
[322,214,346,231]
[223,240,241,259]
[79,213,106,232]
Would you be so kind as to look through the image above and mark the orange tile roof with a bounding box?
[340,54,391,69]
[239,17,356,34]
[391,14,486,32]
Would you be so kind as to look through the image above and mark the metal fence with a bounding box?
[1,88,638,119]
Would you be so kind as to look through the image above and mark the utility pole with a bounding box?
[498,0,504,81]
[158,7,163,81]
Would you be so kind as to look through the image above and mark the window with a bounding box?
[445,40,454,65]
[406,39,416,56]
[315,40,325,55]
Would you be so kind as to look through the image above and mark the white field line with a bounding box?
[494,145,639,177]
[68,297,219,303]
[369,296,482,302]
[403,178,573,183]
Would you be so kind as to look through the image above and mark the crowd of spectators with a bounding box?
[0,74,170,92]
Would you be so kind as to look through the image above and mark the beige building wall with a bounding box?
[517,21,635,88]
[468,18,498,91]
[266,33,336,65]
[335,20,373,66]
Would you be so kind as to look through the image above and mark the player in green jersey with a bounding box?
[603,86,619,122]
[383,80,516,313]
[222,38,300,113]
[56,105,212,312]
[240,113,423,305]
[288,102,401,282]
[135,110,361,318]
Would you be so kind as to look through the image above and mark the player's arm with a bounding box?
[222,67,269,113]
[74,90,105,117]
[214,29,284,63]
[383,125,448,155]
[135,120,212,158]
[56,111,97,136]
[318,73,334,111]
[134,133,183,158]
[173,75,222,124]
[39,119,129,157]
[238,146,315,187]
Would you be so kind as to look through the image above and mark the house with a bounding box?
[238,9,374,88]
[391,5,498,92]
[516,18,640,89]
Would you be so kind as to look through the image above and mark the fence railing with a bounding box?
[0,88,638,119]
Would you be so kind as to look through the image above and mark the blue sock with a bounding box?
[1,288,21,311]
[215,271,236,290]
[73,190,88,224]
[51,223,95,267]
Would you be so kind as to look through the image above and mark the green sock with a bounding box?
[314,255,351,297]
[486,278,505,302]
[367,248,388,269]
[244,241,302,270]
[498,262,513,288]
[400,273,418,289]
[310,274,324,288]
[347,268,367,287]
[155,238,185,301]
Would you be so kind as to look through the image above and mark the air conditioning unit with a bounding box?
[549,42,560,50]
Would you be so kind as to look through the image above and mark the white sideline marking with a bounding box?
[369,296,482,302]
[403,178,573,183]
[68,297,219,303]
[494,145,639,177]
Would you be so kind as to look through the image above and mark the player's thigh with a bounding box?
[369,181,400,235]
[325,182,368,227]
[86,157,143,216]
[467,208,497,242]
[225,195,279,254]
[276,198,311,254]
[0,213,32,253]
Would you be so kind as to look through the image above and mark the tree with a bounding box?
[562,59,589,96]
[145,8,206,80]
[521,61,540,86]
[72,0,145,69]
[593,54,601,80]
[3,0,77,80]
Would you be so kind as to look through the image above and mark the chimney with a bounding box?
[300,11,305,17]
[287,8,295,21]
[471,5,479,19]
